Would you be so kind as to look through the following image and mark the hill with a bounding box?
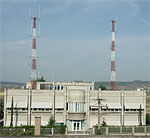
[0,80,149,90]
[95,80,150,90]
[0,81,25,89]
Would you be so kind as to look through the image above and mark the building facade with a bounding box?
[4,81,146,131]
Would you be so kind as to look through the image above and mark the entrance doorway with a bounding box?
[72,121,81,131]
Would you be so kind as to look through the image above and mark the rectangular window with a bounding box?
[66,103,68,111]
[55,108,64,111]
[72,121,81,131]
[50,84,53,90]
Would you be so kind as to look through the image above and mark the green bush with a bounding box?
[54,125,66,134]
[41,127,52,135]
[94,125,101,135]
[24,129,34,135]
[0,126,34,136]
[0,124,67,136]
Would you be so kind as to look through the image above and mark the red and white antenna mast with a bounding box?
[31,17,37,89]
[110,20,117,90]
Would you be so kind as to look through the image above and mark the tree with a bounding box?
[47,114,55,126]
[37,76,46,82]
[99,85,107,90]
[10,96,13,127]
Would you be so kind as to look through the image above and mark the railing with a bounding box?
[0,126,150,136]
[94,126,150,135]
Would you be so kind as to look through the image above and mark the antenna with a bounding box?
[39,23,40,36]
[110,20,117,90]
[38,3,40,36]
[31,17,37,90]
[28,1,41,90]
[39,3,40,19]
[29,5,31,18]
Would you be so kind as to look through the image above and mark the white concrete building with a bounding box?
[4,81,146,131]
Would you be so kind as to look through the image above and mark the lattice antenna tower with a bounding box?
[29,3,40,89]
[110,20,117,90]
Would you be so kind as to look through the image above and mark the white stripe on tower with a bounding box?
[110,20,117,90]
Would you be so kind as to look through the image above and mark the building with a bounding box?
[146,92,150,115]
[4,81,146,131]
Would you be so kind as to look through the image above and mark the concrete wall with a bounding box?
[4,82,146,130]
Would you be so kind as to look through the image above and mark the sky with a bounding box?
[0,0,149,83]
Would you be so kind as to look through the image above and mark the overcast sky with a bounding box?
[0,0,149,83]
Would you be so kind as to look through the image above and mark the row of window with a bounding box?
[40,84,93,90]
[90,108,144,112]
[40,84,64,90]
[6,108,144,112]
[66,103,85,112]
[7,108,64,111]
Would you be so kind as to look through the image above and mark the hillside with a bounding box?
[0,81,25,89]
[95,80,150,90]
[0,80,149,90]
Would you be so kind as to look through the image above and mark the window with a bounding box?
[45,108,52,111]
[90,86,92,90]
[55,123,64,126]
[50,84,53,90]
[40,84,45,89]
[22,108,26,111]
[66,103,68,111]
[33,108,37,111]
[57,85,60,90]
[69,103,84,112]
[55,108,64,111]
[72,121,81,131]
[90,108,98,111]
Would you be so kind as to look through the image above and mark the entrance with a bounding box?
[72,121,81,131]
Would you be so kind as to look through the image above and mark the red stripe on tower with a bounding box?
[31,17,37,89]
[110,20,117,90]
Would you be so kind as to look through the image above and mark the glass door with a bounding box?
[73,121,81,131]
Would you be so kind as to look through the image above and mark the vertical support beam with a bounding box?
[106,127,108,135]
[132,126,135,135]
[51,127,54,135]
[143,91,146,125]
[121,91,124,126]
[120,126,122,134]
[98,89,102,130]
[64,86,67,125]
[4,88,7,126]
[34,116,41,136]
[65,127,68,135]
[92,127,95,135]
[86,86,90,130]
[28,89,32,125]
[52,78,55,121]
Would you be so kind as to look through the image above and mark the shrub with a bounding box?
[94,125,101,135]
[54,125,66,134]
